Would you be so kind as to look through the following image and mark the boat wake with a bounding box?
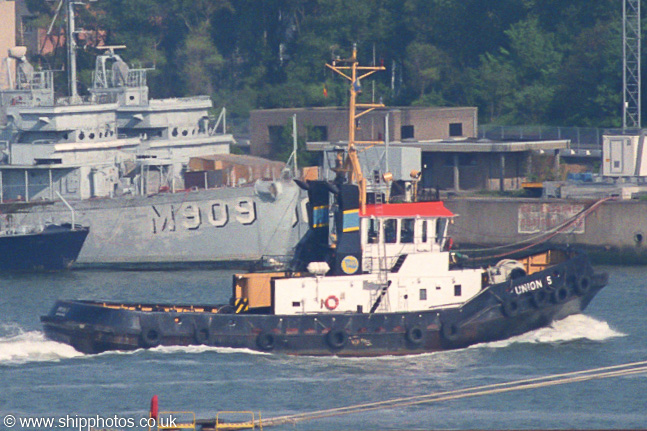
[0,326,83,365]
[473,314,624,349]
[148,344,270,356]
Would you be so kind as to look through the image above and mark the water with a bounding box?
[0,266,645,430]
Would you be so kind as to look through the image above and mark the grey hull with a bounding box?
[3,181,308,267]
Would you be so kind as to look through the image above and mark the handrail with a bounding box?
[55,191,76,229]
[210,107,227,135]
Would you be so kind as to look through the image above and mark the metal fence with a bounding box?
[478,125,605,151]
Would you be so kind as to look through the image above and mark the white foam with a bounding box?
[89,344,270,358]
[0,330,83,364]
[148,344,270,356]
[473,314,624,349]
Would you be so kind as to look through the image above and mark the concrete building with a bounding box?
[416,140,568,191]
[253,105,570,192]
[250,106,478,157]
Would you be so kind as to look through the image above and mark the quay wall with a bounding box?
[444,198,647,264]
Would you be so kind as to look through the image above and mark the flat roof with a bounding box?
[251,106,476,114]
[361,201,454,218]
[307,138,570,153]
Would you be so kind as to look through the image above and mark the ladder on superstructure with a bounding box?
[370,170,390,312]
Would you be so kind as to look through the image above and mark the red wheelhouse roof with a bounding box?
[360,201,454,218]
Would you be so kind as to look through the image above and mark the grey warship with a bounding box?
[0,1,308,268]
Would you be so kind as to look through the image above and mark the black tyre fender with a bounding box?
[140,325,162,348]
[501,298,520,318]
[552,286,570,304]
[574,275,591,295]
[325,329,348,349]
[531,289,548,308]
[564,273,578,290]
[441,322,460,341]
[256,332,275,351]
[509,268,527,280]
[194,324,212,345]
[405,326,424,345]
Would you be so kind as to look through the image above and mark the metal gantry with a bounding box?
[623,0,641,129]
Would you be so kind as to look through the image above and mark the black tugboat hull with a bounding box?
[41,254,608,356]
[0,224,89,271]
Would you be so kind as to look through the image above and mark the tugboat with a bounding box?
[41,47,607,355]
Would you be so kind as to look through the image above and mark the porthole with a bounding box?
[635,232,644,244]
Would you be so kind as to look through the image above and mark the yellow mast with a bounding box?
[326,44,386,213]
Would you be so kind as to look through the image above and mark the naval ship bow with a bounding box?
[41,46,607,355]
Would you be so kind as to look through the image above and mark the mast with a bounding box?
[66,0,78,100]
[623,0,641,129]
[326,44,385,212]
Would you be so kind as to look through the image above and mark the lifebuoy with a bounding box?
[574,275,591,295]
[325,329,348,349]
[324,295,339,311]
[140,325,162,348]
[501,298,520,318]
[256,332,275,351]
[551,286,570,304]
[194,324,212,345]
[405,326,424,345]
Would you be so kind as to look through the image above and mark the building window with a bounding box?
[401,218,414,243]
[420,288,427,301]
[268,125,287,145]
[449,123,463,137]
[454,284,462,296]
[445,155,477,167]
[309,125,328,141]
[401,125,414,139]
[459,154,477,166]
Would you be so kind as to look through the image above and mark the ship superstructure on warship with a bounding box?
[0,1,308,267]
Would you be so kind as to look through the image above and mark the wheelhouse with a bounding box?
[360,201,454,273]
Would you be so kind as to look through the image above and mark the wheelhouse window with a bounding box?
[384,219,397,243]
[436,218,448,244]
[401,218,414,243]
[421,220,428,243]
[367,219,378,244]
[420,288,427,301]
